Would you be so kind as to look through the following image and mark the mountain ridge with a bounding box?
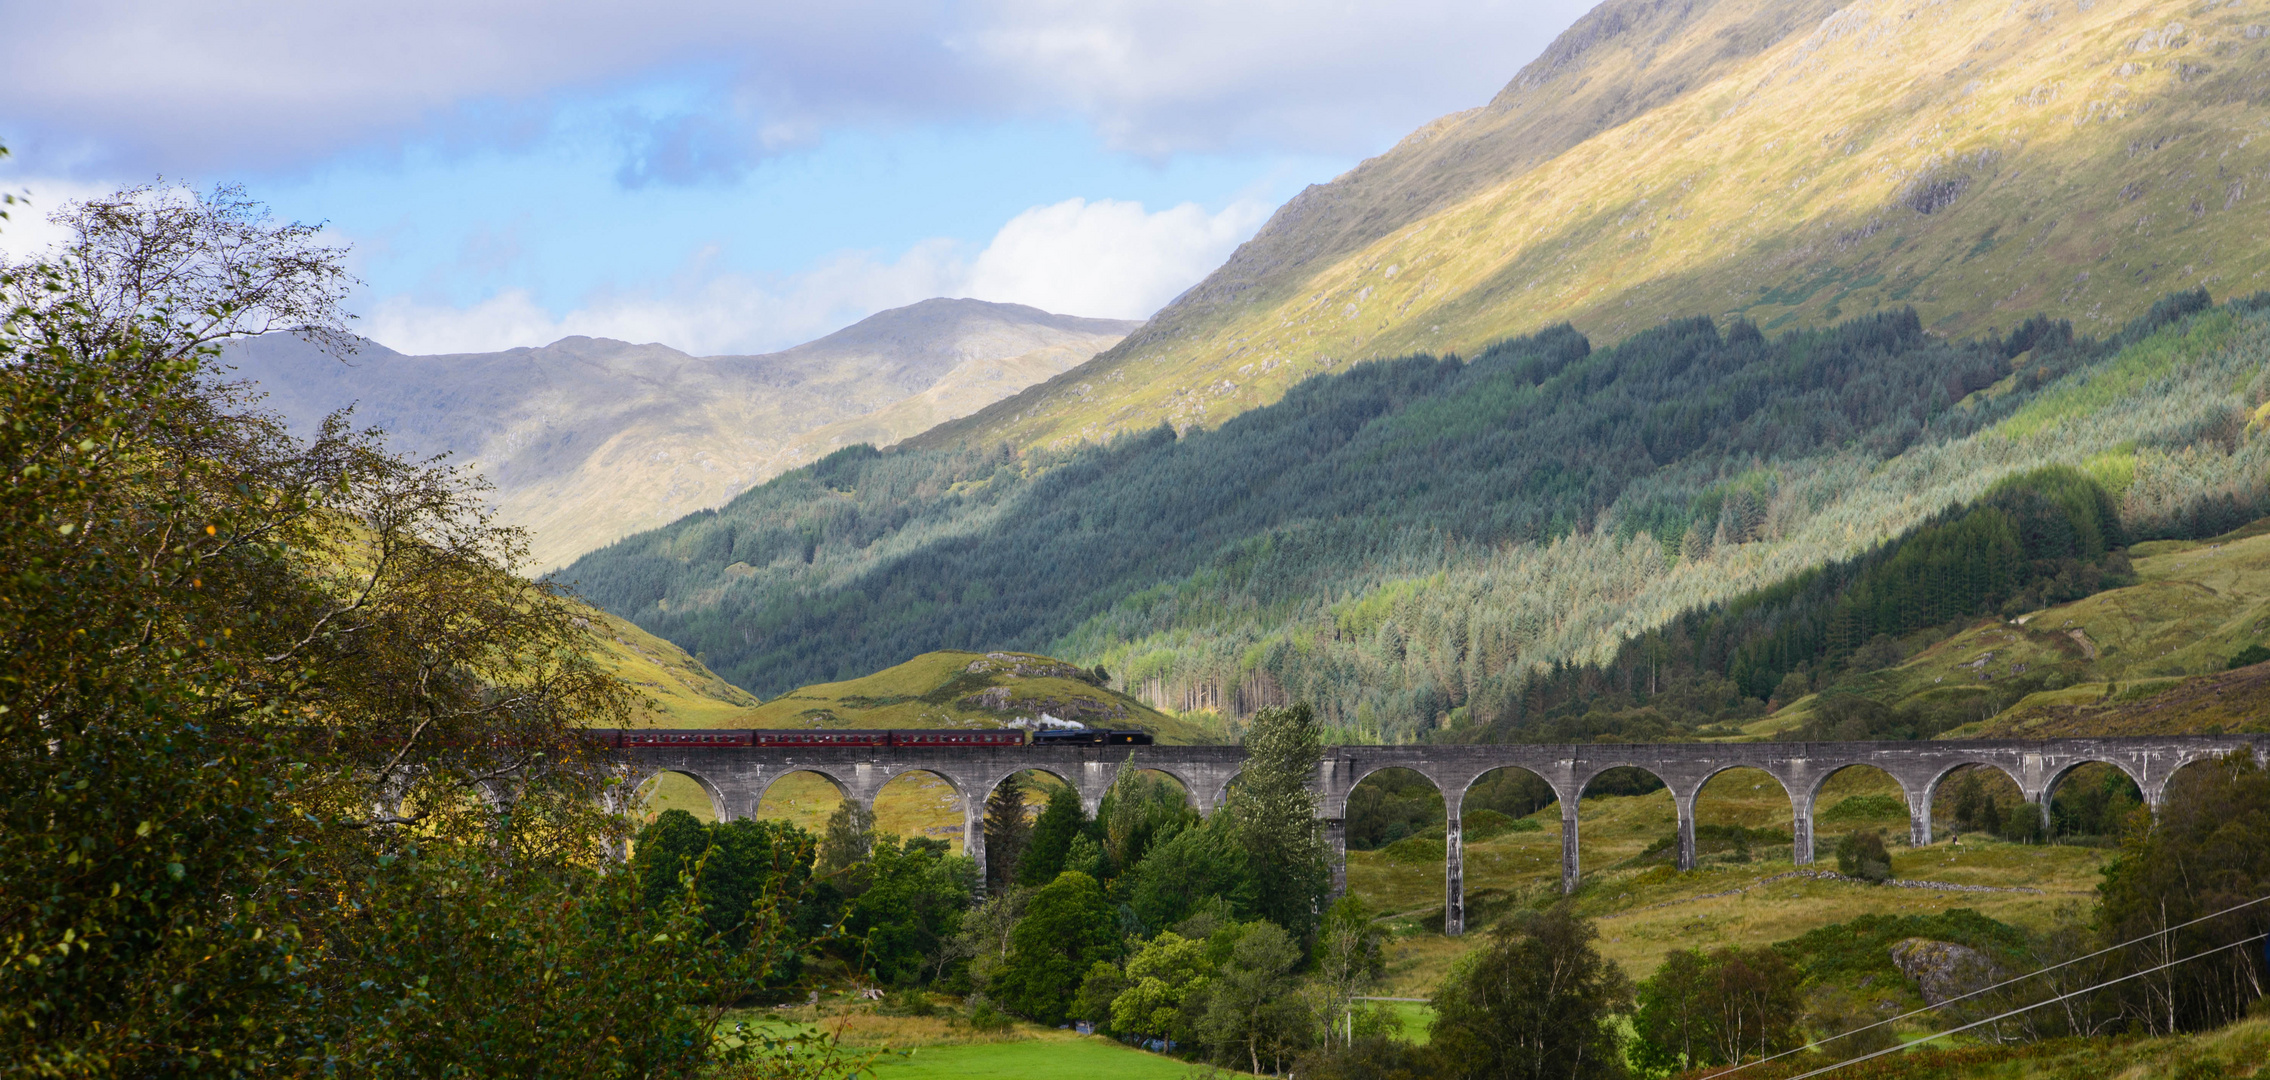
[912,0,2270,455]
[229,298,1136,570]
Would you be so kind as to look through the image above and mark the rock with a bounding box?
[1889,939,1998,1006]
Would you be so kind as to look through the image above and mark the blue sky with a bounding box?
[0,1,1593,355]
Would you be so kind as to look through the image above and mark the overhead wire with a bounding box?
[1783,929,2270,1079]
[1702,890,2270,1078]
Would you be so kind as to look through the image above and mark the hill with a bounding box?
[227,299,1135,570]
[578,606,760,727]
[912,0,2270,455]
[726,650,1213,744]
[1746,516,2270,741]
[562,289,2270,741]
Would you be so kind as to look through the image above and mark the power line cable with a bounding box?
[1784,929,2270,1079]
[1705,890,2270,1078]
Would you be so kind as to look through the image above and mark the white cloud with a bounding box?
[961,197,1267,319]
[360,197,1258,355]
[0,1,1596,175]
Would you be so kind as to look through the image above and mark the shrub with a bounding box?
[1460,808,1541,840]
[1836,830,1894,883]
[967,998,1014,1032]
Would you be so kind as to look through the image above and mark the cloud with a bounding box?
[360,196,1257,355]
[961,197,1267,319]
[0,1,1596,177]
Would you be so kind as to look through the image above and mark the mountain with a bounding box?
[562,290,2270,741]
[226,299,1136,570]
[912,0,2270,454]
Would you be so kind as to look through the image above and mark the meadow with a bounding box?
[1344,767,2112,1003]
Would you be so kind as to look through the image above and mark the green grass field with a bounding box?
[728,650,1216,743]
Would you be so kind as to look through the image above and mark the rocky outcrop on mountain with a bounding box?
[1890,938,2000,1006]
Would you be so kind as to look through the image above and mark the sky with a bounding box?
[0,1,1595,356]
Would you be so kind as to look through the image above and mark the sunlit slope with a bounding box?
[729,650,1214,744]
[915,0,2270,453]
[580,607,760,726]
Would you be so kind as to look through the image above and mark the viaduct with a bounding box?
[628,734,2266,936]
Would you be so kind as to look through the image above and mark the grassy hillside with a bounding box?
[567,295,2270,742]
[915,0,2270,457]
[1351,769,2100,987]
[722,649,1212,743]
[1747,515,2270,740]
[578,606,759,726]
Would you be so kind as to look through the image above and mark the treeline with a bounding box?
[627,706,1343,1071]
[1493,464,2133,741]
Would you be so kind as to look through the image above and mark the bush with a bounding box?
[967,998,1014,1032]
[1381,835,1448,864]
[1836,830,1894,883]
[879,990,935,1017]
[1294,1035,1436,1080]
[2228,643,2270,670]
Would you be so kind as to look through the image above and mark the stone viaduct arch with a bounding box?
[626,735,2264,935]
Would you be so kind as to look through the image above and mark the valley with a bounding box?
[26,0,2270,1073]
[570,294,2270,749]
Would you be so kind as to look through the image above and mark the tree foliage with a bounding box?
[2097,748,2270,1034]
[1223,703,1329,939]
[1016,786,1087,887]
[0,180,836,1077]
[991,871,1120,1025]
[1428,907,1633,1080]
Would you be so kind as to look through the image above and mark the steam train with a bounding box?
[599,727,1155,749]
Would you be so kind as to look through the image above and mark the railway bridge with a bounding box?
[628,734,2266,935]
